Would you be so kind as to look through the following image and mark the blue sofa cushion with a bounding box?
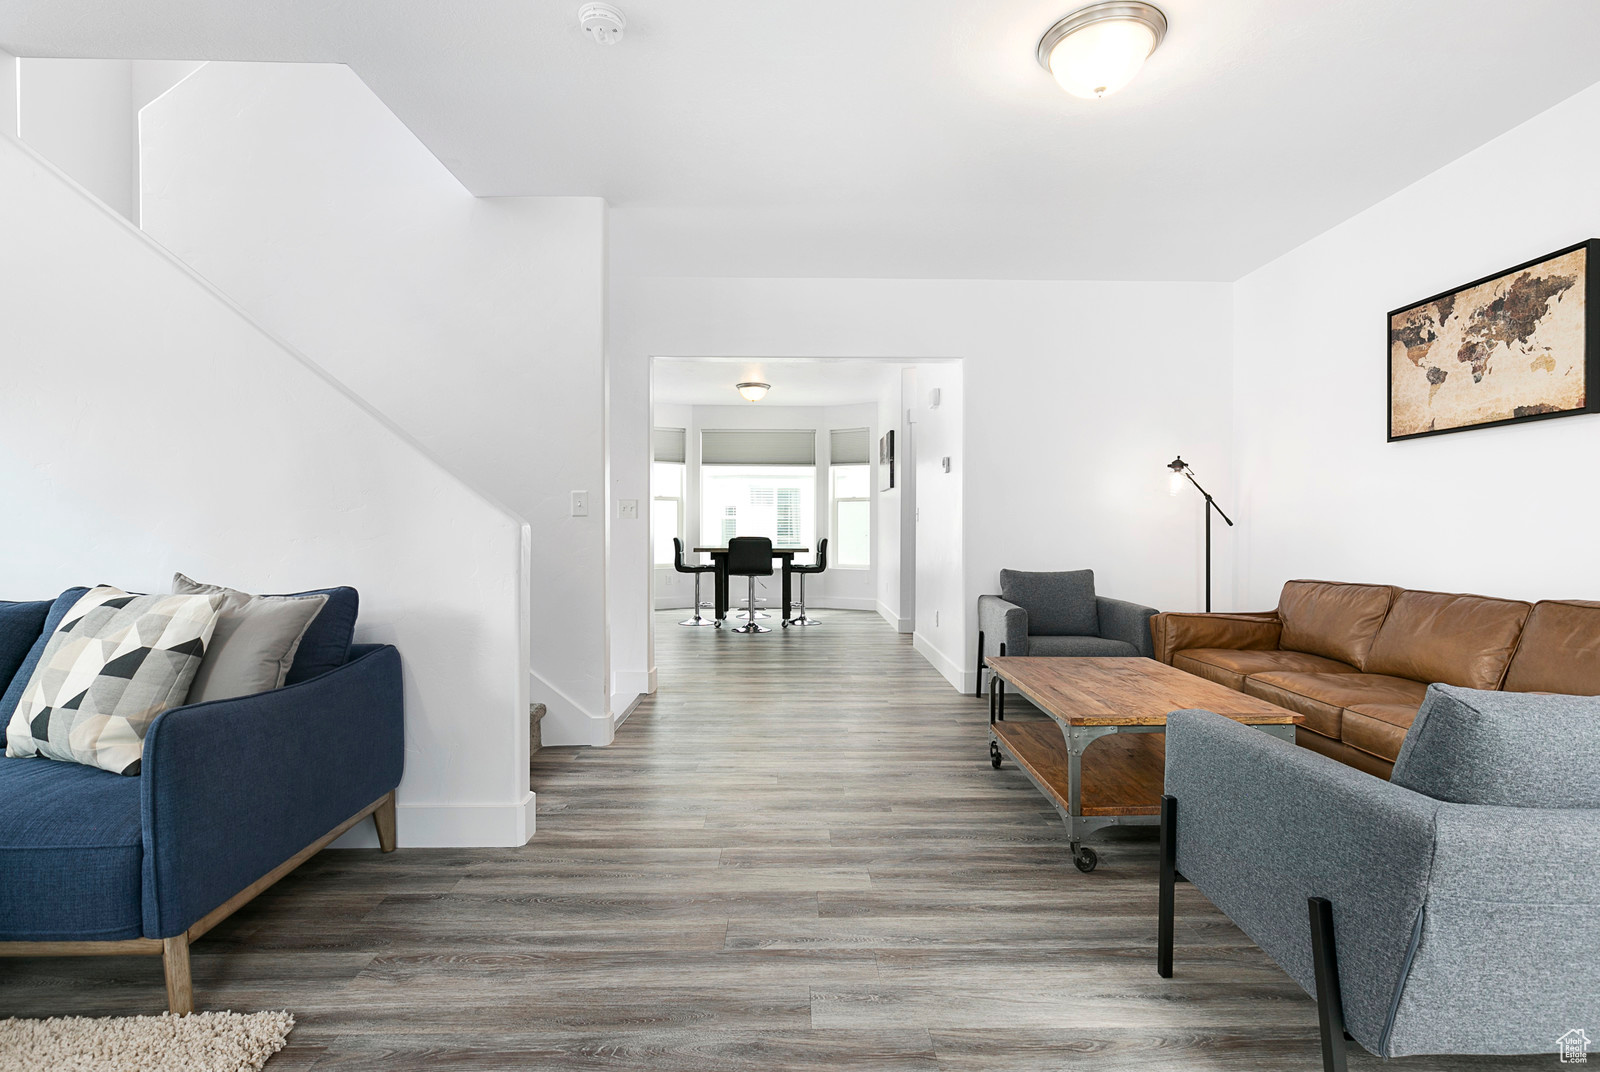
[0,754,144,941]
[274,586,359,685]
[0,588,89,750]
[0,600,53,696]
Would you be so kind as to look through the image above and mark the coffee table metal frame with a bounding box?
[986,656,1300,873]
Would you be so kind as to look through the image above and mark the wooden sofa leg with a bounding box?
[163,935,193,1015]
[374,791,397,853]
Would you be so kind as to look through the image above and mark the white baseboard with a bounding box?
[876,600,912,633]
[913,632,970,693]
[611,690,644,728]
[329,792,537,849]
[613,669,652,696]
[535,668,613,746]
[809,595,876,611]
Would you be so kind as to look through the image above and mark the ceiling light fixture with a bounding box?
[1037,2,1167,100]
[736,382,771,402]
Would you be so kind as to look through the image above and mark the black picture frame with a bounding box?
[879,430,895,491]
[1387,239,1598,442]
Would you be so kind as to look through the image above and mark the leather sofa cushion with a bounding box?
[1502,599,1600,695]
[1172,648,1358,691]
[1277,580,1397,669]
[1243,671,1427,741]
[1343,703,1423,764]
[1365,589,1531,690]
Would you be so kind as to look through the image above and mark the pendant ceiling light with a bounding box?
[736,381,770,402]
[1037,2,1167,99]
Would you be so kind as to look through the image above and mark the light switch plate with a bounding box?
[571,491,589,517]
[618,498,639,519]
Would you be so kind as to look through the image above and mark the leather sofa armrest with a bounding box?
[1150,610,1281,664]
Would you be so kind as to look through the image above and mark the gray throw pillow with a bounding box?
[1391,684,1600,808]
[999,569,1099,637]
[172,574,329,703]
[5,586,225,775]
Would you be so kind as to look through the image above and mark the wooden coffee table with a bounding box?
[985,656,1302,872]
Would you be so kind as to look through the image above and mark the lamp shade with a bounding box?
[736,381,770,402]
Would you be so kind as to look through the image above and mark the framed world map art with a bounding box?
[1388,240,1597,441]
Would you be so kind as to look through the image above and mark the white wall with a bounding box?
[0,130,533,846]
[611,276,1235,693]
[0,49,16,139]
[15,58,134,219]
[138,62,612,746]
[1233,81,1600,607]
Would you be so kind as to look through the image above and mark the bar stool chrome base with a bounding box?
[677,571,717,627]
[782,572,822,627]
[784,615,822,627]
[731,620,771,634]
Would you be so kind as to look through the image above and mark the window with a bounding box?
[829,427,871,569]
[652,460,685,567]
[831,464,871,568]
[700,466,816,550]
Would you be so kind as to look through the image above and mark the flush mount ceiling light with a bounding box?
[1037,2,1167,99]
[736,382,771,402]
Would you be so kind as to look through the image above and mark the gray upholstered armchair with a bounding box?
[975,569,1157,696]
[1160,687,1600,1070]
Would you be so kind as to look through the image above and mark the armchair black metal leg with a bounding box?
[1309,896,1349,1072]
[1158,794,1177,978]
[975,631,984,697]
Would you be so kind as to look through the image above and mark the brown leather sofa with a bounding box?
[1150,580,1600,778]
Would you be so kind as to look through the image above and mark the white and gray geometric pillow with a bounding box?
[3,586,225,775]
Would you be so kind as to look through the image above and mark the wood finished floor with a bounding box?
[0,610,1543,1070]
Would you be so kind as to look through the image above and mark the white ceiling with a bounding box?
[4,1,1599,280]
[653,358,909,408]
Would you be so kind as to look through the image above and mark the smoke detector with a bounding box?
[579,3,625,45]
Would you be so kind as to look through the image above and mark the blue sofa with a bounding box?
[0,588,404,1013]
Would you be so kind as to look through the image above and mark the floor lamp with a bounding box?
[1167,456,1233,612]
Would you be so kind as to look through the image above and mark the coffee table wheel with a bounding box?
[989,740,1003,769]
[1072,847,1098,873]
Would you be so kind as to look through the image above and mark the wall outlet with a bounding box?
[941,456,951,473]
[570,491,589,517]
[618,498,639,519]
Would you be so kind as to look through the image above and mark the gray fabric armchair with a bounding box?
[975,569,1157,696]
[1159,687,1600,1069]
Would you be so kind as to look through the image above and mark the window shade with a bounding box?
[652,427,686,464]
[700,428,816,466]
[829,427,871,466]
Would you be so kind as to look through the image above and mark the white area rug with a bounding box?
[0,1011,293,1072]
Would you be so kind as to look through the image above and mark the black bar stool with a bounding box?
[672,538,717,627]
[784,538,827,627]
[725,536,774,634]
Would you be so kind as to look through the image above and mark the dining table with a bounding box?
[693,546,810,622]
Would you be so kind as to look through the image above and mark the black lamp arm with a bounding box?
[1182,470,1235,527]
